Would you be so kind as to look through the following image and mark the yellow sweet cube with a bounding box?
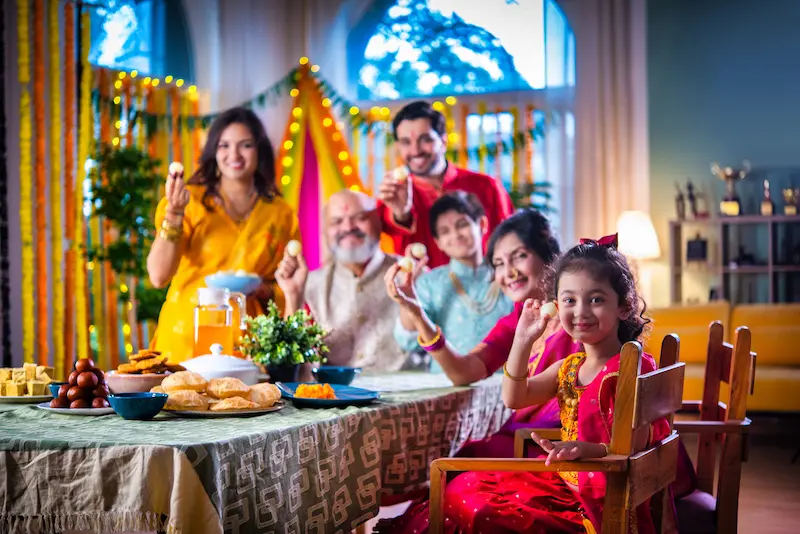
[26,380,47,396]
[23,363,37,381]
[36,366,55,381]
[0,368,11,381]
[5,382,25,396]
[11,369,26,383]
[0,382,6,396]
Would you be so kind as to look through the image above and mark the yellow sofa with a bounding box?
[643,301,800,412]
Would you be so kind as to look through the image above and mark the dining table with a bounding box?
[0,372,513,534]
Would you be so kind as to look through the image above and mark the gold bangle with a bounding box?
[600,442,610,456]
[417,327,441,348]
[158,228,180,242]
[503,362,527,381]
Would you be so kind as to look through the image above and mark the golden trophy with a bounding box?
[711,160,750,216]
[761,180,774,216]
[784,188,798,216]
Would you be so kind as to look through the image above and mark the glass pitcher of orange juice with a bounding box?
[193,288,247,356]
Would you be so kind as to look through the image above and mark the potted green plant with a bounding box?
[239,301,329,383]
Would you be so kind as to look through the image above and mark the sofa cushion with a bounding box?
[731,304,800,366]
[644,301,731,363]
[683,363,800,412]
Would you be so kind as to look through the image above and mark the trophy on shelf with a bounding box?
[675,182,686,220]
[784,187,799,216]
[711,160,751,216]
[761,179,774,216]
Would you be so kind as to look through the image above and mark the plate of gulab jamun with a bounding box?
[37,357,114,415]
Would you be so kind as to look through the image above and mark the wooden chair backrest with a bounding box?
[695,321,755,495]
[603,341,685,534]
[609,341,686,457]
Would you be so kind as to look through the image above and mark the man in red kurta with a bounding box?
[377,101,514,268]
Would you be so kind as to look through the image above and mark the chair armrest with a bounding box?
[431,456,628,476]
[513,428,561,458]
[674,418,751,435]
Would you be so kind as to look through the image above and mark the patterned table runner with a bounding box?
[0,374,512,534]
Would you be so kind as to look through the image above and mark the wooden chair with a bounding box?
[428,341,686,534]
[672,322,755,534]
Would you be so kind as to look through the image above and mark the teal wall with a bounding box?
[647,0,800,305]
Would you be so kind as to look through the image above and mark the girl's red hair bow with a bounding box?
[579,233,618,249]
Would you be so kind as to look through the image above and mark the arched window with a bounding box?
[88,0,194,82]
[349,0,576,243]
[350,0,574,100]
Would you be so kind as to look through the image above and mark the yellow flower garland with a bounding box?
[75,11,92,362]
[17,0,34,364]
[50,0,65,378]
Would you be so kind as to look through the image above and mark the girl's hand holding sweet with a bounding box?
[513,298,552,347]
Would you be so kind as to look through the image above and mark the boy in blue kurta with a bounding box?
[393,192,514,371]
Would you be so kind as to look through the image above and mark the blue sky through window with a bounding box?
[357,0,574,100]
[89,0,154,74]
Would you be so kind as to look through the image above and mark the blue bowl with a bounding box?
[205,273,261,295]
[48,381,68,398]
[108,392,168,421]
[312,366,362,385]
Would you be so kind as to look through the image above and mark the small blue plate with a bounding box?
[205,273,261,295]
[276,382,379,408]
[312,366,362,385]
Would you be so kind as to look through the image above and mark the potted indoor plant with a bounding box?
[239,301,328,383]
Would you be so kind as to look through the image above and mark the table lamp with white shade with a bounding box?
[616,210,661,304]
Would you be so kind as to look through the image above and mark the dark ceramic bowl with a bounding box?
[311,366,362,386]
[108,392,168,420]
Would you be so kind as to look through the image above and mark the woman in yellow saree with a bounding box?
[146,107,299,363]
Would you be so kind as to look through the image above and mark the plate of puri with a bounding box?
[157,371,284,417]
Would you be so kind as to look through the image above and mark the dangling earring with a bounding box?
[216,167,222,178]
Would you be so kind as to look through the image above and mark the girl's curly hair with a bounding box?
[546,241,650,344]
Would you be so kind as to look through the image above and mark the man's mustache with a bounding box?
[335,229,366,243]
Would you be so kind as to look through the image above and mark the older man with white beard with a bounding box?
[275,189,411,371]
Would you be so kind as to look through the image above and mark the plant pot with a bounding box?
[266,364,301,384]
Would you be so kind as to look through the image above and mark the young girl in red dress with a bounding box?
[434,236,670,534]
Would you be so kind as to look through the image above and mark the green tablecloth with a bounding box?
[0,373,512,534]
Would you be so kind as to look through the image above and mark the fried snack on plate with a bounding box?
[161,371,208,393]
[206,377,250,399]
[295,383,336,399]
[164,390,208,411]
[209,396,260,412]
[248,383,281,408]
[150,385,165,394]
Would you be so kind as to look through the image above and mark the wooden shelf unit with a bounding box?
[668,215,800,304]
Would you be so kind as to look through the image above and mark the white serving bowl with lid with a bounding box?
[180,343,260,385]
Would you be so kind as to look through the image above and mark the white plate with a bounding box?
[0,395,53,404]
[37,402,115,416]
[165,401,285,418]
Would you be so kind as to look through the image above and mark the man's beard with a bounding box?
[330,233,379,264]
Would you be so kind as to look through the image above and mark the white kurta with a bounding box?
[304,251,410,371]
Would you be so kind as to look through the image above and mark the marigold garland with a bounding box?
[33,0,47,365]
[93,68,108,369]
[18,0,34,365]
[75,11,91,361]
[49,0,65,378]
[63,0,76,372]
